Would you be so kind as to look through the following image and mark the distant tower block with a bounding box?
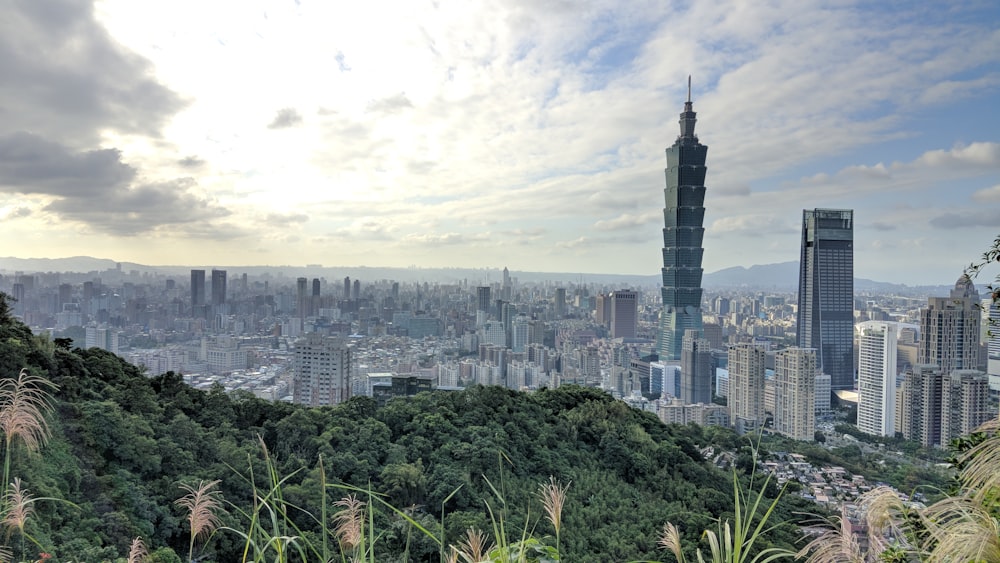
[797,209,853,390]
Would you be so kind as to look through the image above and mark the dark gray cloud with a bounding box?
[0,0,184,147]
[178,156,206,168]
[43,178,231,235]
[0,132,230,235]
[0,132,136,196]
[268,108,304,129]
[366,93,412,114]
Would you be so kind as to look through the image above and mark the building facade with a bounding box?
[610,290,638,339]
[658,82,708,361]
[797,208,854,391]
[919,275,981,374]
[857,322,897,437]
[774,347,817,441]
[941,370,991,442]
[680,329,712,404]
[293,333,351,407]
[728,343,766,431]
[901,364,943,447]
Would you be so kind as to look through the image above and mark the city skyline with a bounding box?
[0,1,998,285]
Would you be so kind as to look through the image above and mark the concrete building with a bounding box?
[857,322,897,437]
[988,302,1000,396]
[919,275,981,374]
[681,329,712,404]
[728,343,766,431]
[797,209,854,391]
[941,369,991,442]
[293,333,351,407]
[190,269,206,311]
[610,290,638,339]
[774,348,817,441]
[211,269,227,307]
[901,364,943,447]
[658,81,708,361]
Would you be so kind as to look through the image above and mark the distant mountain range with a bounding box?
[0,255,954,295]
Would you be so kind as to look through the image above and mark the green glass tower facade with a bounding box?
[658,86,707,361]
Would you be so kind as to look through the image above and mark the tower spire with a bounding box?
[687,75,691,103]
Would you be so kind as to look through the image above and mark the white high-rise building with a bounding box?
[480,321,506,348]
[774,348,817,441]
[857,322,898,437]
[987,301,1000,396]
[293,333,351,406]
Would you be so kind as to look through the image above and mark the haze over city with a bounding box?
[1,0,998,285]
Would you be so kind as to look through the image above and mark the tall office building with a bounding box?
[343,277,351,300]
[190,270,206,311]
[293,333,351,406]
[857,321,897,437]
[610,290,638,339]
[774,348,817,441]
[511,315,530,353]
[554,288,567,317]
[797,209,854,390]
[477,286,492,314]
[296,277,308,318]
[728,343,766,430]
[211,269,227,306]
[352,279,361,300]
[680,329,712,404]
[658,80,708,361]
[919,275,980,373]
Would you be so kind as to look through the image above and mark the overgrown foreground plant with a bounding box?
[797,416,1000,562]
[0,369,59,561]
[654,465,794,563]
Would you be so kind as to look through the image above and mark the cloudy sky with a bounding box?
[1,0,998,285]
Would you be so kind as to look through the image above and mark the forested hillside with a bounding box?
[0,297,811,562]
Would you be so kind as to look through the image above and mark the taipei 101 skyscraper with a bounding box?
[658,78,707,361]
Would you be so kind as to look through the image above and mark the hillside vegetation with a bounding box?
[0,298,809,561]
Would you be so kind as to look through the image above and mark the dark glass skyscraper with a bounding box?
[190,269,206,310]
[658,82,707,361]
[797,209,854,390]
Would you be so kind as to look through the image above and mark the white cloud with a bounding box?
[0,0,992,283]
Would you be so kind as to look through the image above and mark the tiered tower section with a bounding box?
[658,79,707,360]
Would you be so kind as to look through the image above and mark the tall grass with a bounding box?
[175,480,223,562]
[0,369,56,501]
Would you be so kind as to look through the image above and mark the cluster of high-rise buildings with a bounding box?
[654,84,995,442]
[1,86,996,445]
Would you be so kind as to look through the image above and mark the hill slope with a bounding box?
[0,297,809,562]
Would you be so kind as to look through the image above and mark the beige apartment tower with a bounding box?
[293,333,352,407]
[728,343,766,431]
[941,369,991,442]
[919,275,981,373]
[774,348,817,441]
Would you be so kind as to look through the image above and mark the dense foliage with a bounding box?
[0,297,813,562]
